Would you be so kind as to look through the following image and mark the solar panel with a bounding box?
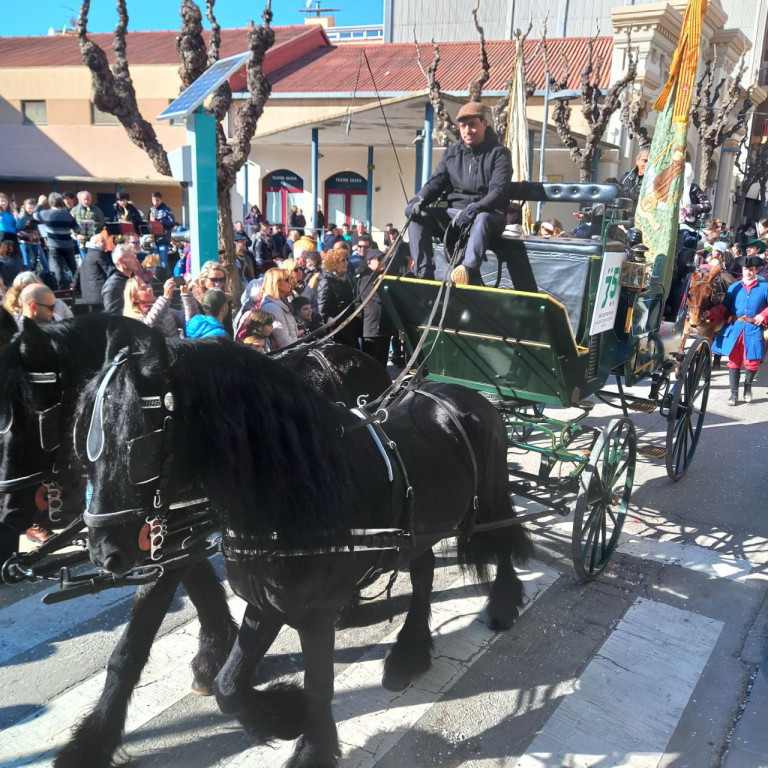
[157,51,251,121]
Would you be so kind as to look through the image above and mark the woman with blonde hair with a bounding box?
[191,260,228,301]
[259,267,298,350]
[123,276,196,337]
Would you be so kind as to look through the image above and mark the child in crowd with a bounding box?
[237,308,275,352]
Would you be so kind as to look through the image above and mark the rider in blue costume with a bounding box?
[708,251,768,405]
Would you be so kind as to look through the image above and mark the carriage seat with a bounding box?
[491,235,626,339]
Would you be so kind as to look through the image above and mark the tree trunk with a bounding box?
[216,184,239,301]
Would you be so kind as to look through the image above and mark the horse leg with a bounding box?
[214,603,306,742]
[382,548,435,692]
[54,570,184,768]
[286,619,340,768]
[180,559,238,695]
[484,527,527,631]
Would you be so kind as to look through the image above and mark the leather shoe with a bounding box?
[26,524,53,544]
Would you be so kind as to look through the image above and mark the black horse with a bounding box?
[77,331,533,768]
[0,315,390,768]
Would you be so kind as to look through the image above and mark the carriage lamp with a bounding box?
[620,245,652,292]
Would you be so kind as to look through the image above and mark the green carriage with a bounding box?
[381,183,711,579]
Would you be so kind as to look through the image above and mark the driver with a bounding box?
[405,101,511,286]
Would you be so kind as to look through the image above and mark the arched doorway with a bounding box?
[324,172,367,227]
[262,170,304,225]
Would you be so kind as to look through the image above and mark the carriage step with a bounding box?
[626,398,657,414]
[638,445,667,459]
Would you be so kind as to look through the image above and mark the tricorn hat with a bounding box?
[743,254,765,268]
[456,101,486,122]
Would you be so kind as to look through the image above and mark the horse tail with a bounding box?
[456,410,533,588]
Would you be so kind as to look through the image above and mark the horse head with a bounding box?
[686,264,723,328]
[77,327,178,575]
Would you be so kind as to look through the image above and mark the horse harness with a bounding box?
[686,272,728,313]
[0,370,64,493]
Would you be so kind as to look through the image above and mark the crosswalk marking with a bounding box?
[0,581,135,666]
[221,562,559,767]
[514,598,723,768]
[0,595,247,768]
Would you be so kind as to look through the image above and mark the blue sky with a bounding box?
[2,1,383,38]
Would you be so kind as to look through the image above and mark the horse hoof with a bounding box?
[381,667,411,692]
[191,679,213,696]
[487,606,519,632]
[382,650,431,691]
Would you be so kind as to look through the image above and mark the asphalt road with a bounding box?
[0,361,766,768]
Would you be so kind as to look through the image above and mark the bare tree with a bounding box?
[691,57,753,190]
[550,31,637,182]
[732,131,768,225]
[77,0,274,293]
[415,12,539,146]
[467,2,490,103]
[619,86,649,146]
[414,36,460,147]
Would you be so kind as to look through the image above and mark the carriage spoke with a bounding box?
[572,418,635,580]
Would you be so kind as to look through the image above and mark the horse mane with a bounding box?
[0,315,149,427]
[81,338,355,551]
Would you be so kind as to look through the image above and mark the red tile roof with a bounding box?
[265,37,614,94]
[0,25,315,69]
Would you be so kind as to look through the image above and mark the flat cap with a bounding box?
[456,101,486,122]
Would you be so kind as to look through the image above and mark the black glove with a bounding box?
[405,197,423,218]
[454,203,479,229]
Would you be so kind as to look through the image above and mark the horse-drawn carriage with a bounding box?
[0,182,712,768]
[381,181,711,579]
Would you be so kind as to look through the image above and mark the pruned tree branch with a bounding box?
[733,130,768,222]
[176,0,208,89]
[692,57,753,189]
[77,0,171,176]
[414,33,459,146]
[468,1,490,102]
[551,29,636,181]
[78,0,275,298]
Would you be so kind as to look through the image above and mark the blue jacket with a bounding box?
[186,314,228,339]
[712,277,768,360]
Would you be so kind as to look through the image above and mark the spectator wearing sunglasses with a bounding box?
[317,246,361,349]
[259,268,299,350]
[349,235,372,277]
[19,283,57,324]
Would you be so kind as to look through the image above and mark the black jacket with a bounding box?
[358,266,394,338]
[316,270,361,346]
[78,247,111,306]
[416,127,511,213]
[101,270,129,315]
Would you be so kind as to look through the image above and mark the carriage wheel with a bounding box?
[665,337,711,481]
[571,417,636,581]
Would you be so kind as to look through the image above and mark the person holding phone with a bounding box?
[123,276,197,337]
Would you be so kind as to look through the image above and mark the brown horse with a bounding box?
[678,263,735,356]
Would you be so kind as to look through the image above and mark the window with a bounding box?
[91,103,119,125]
[262,170,304,225]
[21,101,47,125]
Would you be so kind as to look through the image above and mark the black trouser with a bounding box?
[48,244,79,289]
[362,336,391,368]
[407,207,506,279]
